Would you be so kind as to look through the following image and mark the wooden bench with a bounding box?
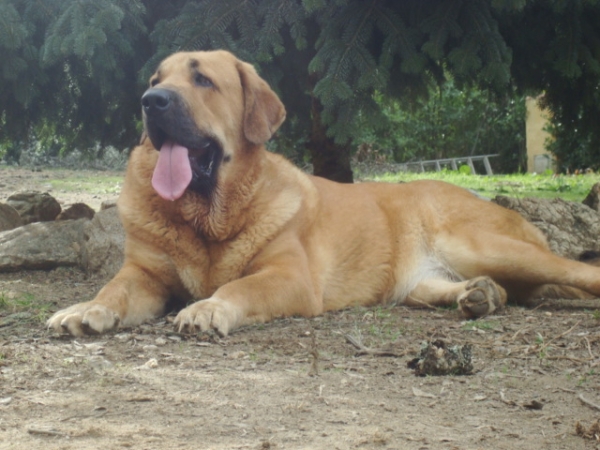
[403,154,499,175]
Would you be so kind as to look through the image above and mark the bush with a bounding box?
[355,80,527,173]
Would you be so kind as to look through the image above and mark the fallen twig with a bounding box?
[539,321,581,354]
[557,387,577,394]
[510,326,530,342]
[499,391,517,407]
[344,334,407,357]
[579,394,600,412]
[27,427,66,437]
[308,328,319,376]
[584,336,594,360]
[60,407,108,422]
[530,301,548,312]
[546,355,592,363]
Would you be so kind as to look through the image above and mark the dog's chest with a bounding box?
[175,235,261,299]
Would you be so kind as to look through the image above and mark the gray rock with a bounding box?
[583,182,600,213]
[0,203,23,232]
[56,203,95,221]
[81,207,125,279]
[0,204,125,276]
[6,191,61,224]
[0,220,85,271]
[493,195,600,259]
[100,199,118,210]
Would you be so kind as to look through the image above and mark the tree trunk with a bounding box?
[306,95,353,183]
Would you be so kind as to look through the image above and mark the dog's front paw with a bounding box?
[174,298,243,337]
[47,303,120,337]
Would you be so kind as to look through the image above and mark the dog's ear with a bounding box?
[237,61,286,145]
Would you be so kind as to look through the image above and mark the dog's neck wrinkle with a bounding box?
[181,152,264,241]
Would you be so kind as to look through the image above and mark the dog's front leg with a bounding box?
[174,258,321,337]
[47,262,174,337]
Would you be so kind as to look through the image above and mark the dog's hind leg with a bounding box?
[438,232,600,303]
[404,276,507,318]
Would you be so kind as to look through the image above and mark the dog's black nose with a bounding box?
[141,88,172,115]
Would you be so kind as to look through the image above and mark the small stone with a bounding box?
[114,333,132,342]
[83,343,106,355]
[141,358,158,369]
[88,355,113,370]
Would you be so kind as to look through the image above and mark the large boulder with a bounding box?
[493,196,600,259]
[0,205,125,276]
[583,182,600,213]
[81,206,125,280]
[6,191,61,224]
[0,203,23,232]
[0,220,85,271]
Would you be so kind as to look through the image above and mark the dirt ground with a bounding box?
[1,167,600,450]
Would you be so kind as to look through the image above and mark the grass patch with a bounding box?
[48,175,123,195]
[461,320,500,331]
[0,291,51,324]
[364,171,600,202]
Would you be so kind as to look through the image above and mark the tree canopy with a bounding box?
[1,0,599,176]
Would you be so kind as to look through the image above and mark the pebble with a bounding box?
[83,343,106,354]
[87,355,113,370]
[141,358,159,369]
[114,333,132,342]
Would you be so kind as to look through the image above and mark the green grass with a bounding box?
[364,171,600,202]
[4,163,598,202]
[461,320,500,331]
[0,291,51,324]
[48,175,123,195]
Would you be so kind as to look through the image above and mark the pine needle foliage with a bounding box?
[0,0,148,156]
[1,0,599,176]
[499,0,600,170]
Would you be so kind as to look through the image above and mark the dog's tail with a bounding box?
[532,251,600,300]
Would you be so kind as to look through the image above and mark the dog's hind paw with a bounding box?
[457,276,506,319]
[46,303,120,337]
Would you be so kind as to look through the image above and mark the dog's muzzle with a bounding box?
[141,87,223,200]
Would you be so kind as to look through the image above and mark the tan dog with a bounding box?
[47,50,600,337]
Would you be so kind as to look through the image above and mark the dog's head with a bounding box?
[141,50,286,201]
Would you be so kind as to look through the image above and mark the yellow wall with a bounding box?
[526,96,554,173]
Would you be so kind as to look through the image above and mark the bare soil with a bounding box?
[1,167,600,449]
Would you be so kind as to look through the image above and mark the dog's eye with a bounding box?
[150,78,159,87]
[194,72,214,88]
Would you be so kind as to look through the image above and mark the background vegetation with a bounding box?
[368,170,599,203]
[1,0,599,180]
[357,81,526,174]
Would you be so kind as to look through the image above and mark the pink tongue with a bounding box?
[151,141,193,201]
